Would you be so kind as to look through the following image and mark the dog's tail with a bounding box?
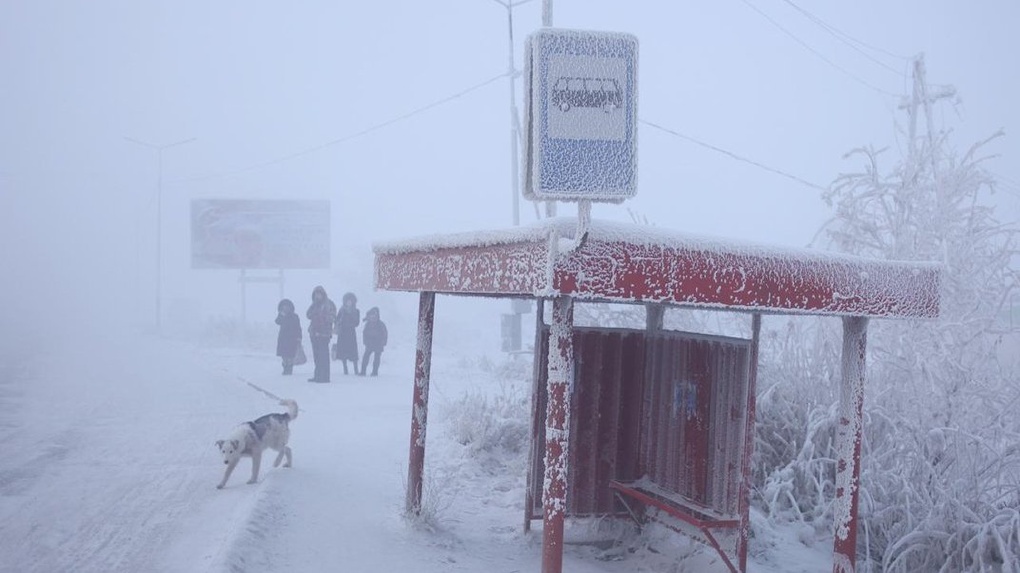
[280,399,298,421]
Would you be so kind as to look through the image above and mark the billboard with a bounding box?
[190,199,330,269]
[523,28,639,202]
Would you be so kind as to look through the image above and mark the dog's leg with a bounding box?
[273,448,286,468]
[248,451,262,484]
[218,458,239,489]
[283,446,292,468]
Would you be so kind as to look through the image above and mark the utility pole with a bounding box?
[491,0,533,226]
[125,136,196,332]
[902,54,955,170]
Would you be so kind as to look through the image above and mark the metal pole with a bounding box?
[406,291,436,514]
[541,0,556,218]
[508,5,521,227]
[542,295,573,573]
[833,316,868,573]
[124,136,195,331]
[156,149,163,331]
[737,313,762,572]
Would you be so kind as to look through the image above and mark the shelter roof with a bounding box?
[373,218,940,318]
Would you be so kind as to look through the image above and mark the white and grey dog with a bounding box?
[215,399,298,489]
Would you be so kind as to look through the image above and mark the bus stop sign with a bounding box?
[523,28,639,202]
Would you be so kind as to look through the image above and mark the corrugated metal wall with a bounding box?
[529,325,750,519]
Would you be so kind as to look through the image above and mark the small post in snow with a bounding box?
[406,291,436,514]
[542,295,573,573]
[833,315,868,573]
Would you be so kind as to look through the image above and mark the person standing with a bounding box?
[359,306,388,377]
[334,292,361,375]
[306,285,336,383]
[275,299,302,375]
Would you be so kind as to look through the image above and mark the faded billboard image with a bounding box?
[190,199,330,269]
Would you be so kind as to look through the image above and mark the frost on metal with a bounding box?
[832,317,868,562]
[542,298,574,520]
[374,218,940,319]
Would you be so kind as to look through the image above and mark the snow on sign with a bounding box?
[190,199,330,269]
[523,28,638,202]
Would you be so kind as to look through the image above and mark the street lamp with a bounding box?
[125,136,196,331]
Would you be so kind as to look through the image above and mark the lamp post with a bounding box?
[125,136,196,331]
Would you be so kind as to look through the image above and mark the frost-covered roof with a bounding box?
[373,218,940,318]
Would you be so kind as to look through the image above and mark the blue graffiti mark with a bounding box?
[672,380,698,421]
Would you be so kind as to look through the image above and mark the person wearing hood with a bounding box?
[306,285,337,382]
[334,292,361,375]
[275,298,302,375]
[359,306,388,377]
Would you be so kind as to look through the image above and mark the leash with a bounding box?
[237,375,283,402]
[225,368,305,413]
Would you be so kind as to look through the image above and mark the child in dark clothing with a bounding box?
[275,299,302,375]
[359,306,388,377]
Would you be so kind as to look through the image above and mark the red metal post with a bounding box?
[736,313,761,572]
[833,316,868,573]
[542,296,574,573]
[406,291,436,514]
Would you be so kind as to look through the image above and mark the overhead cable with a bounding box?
[737,0,900,98]
[172,71,510,183]
[640,118,828,192]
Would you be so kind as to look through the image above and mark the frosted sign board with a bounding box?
[190,199,330,269]
[523,28,638,202]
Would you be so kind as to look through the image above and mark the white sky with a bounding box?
[2,0,1018,330]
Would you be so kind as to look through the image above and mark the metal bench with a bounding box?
[609,479,741,573]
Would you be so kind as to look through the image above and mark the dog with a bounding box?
[215,399,298,489]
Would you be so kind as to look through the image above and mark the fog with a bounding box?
[2,1,1018,352]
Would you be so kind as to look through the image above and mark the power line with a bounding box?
[778,0,908,74]
[172,71,510,184]
[640,118,828,192]
[736,0,900,98]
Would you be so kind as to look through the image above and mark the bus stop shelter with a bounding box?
[373,217,940,573]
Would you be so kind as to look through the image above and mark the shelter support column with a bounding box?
[833,316,868,573]
[737,313,761,572]
[406,291,436,514]
[542,296,574,573]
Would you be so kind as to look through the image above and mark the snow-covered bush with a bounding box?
[445,379,529,457]
[755,66,1019,571]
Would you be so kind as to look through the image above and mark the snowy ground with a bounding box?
[0,304,831,572]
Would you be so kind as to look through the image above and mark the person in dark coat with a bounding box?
[359,306,388,377]
[275,299,302,375]
[334,292,361,375]
[306,285,337,383]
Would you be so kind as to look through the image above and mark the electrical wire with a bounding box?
[640,118,828,192]
[778,0,910,72]
[172,71,510,184]
[736,0,900,98]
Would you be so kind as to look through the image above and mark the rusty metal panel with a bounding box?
[530,327,646,517]
[551,239,940,318]
[375,241,549,295]
[641,333,749,517]
[528,326,750,520]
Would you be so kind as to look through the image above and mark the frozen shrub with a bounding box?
[445,381,529,457]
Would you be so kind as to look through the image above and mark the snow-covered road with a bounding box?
[0,326,827,572]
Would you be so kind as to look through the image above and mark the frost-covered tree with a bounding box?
[756,57,1020,572]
